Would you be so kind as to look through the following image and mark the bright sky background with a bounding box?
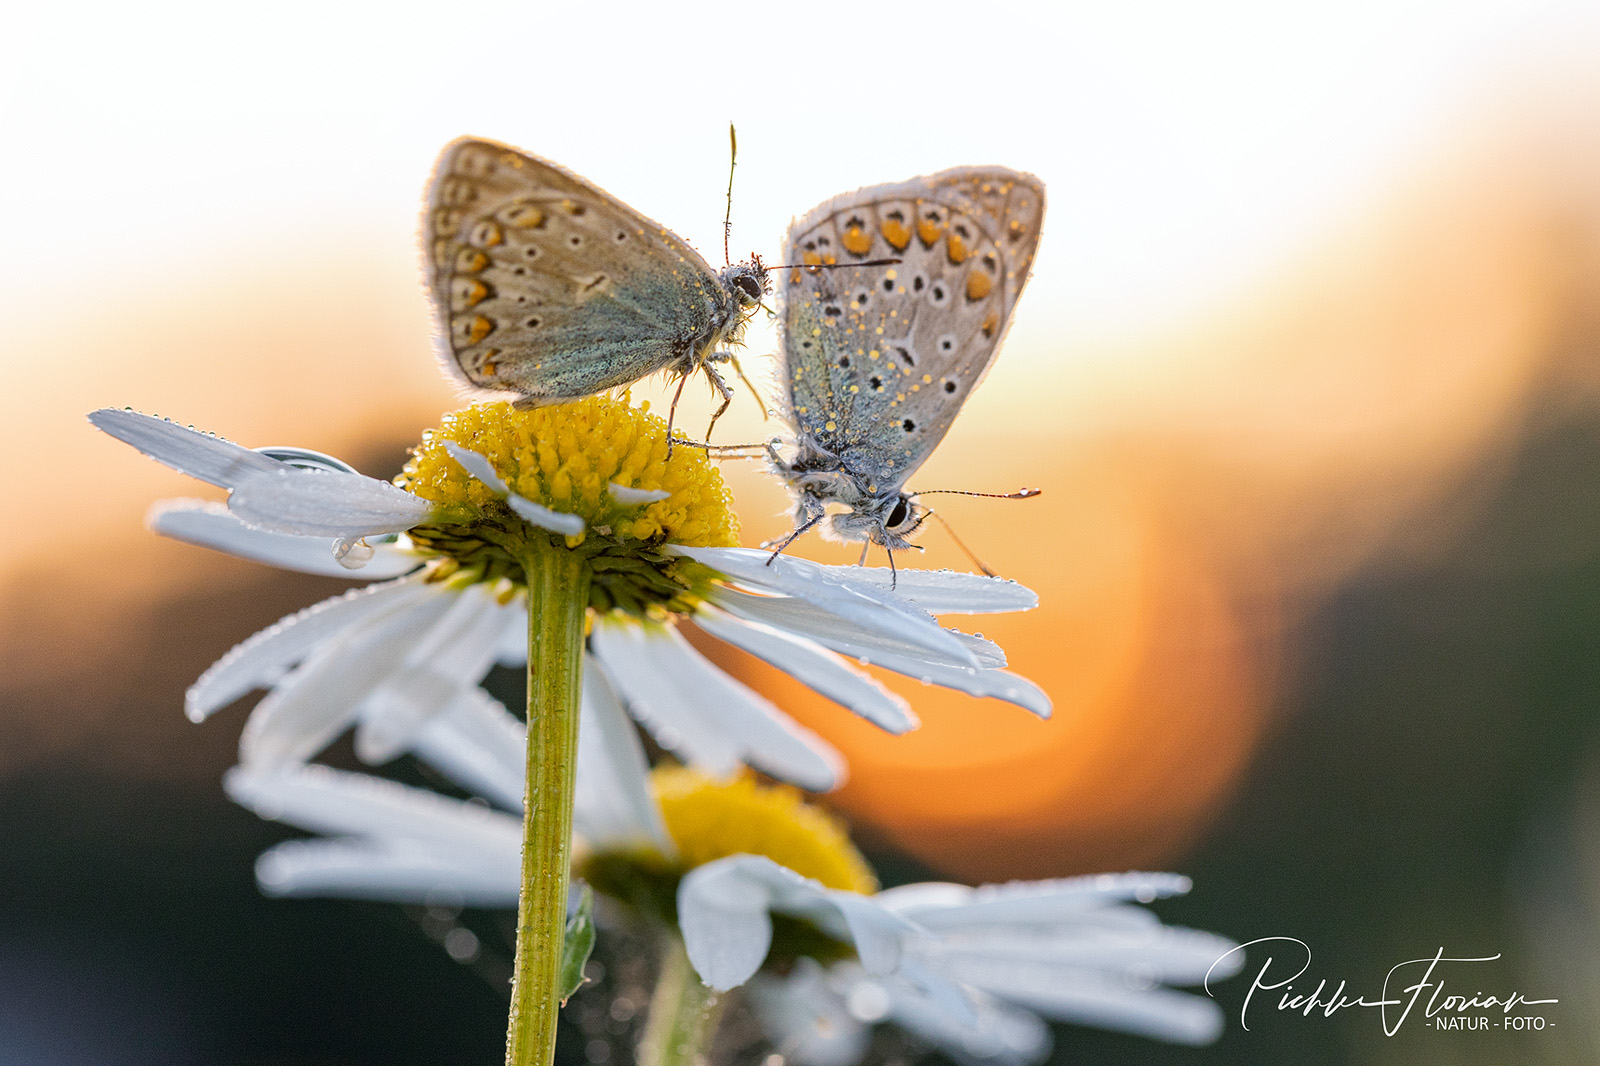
[4,0,1595,355]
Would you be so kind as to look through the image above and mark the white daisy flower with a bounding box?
[90,401,1049,790]
[224,675,1240,1063]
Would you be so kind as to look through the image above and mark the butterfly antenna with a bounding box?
[926,510,997,577]
[729,354,770,422]
[771,257,903,271]
[764,513,824,565]
[913,487,1042,500]
[724,122,737,267]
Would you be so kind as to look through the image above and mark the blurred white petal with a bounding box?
[590,621,842,792]
[575,655,675,856]
[353,584,511,763]
[693,607,917,734]
[407,685,527,811]
[186,579,430,722]
[238,591,455,770]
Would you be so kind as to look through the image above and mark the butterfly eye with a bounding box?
[886,496,911,528]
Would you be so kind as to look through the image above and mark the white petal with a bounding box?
[746,962,873,1066]
[408,686,527,811]
[229,468,433,537]
[876,873,1192,925]
[239,589,456,770]
[590,621,842,791]
[691,607,916,734]
[149,499,419,578]
[671,547,978,667]
[706,587,1001,670]
[879,977,1052,1066]
[253,838,520,906]
[929,926,1242,988]
[990,977,1226,1045]
[709,593,1048,717]
[574,655,675,855]
[229,764,521,906]
[836,649,1050,719]
[353,584,511,763]
[186,578,431,722]
[89,408,286,489]
[609,483,672,505]
[440,441,511,495]
[678,857,777,990]
[816,567,1039,615]
[506,494,586,536]
[679,857,920,990]
[495,605,529,665]
[225,764,521,859]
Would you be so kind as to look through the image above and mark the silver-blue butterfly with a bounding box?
[766,167,1046,556]
[425,137,769,424]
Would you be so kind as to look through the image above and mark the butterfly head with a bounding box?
[830,491,928,551]
[720,256,771,314]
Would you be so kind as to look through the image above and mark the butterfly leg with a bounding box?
[664,373,691,457]
[762,508,825,565]
[700,359,736,441]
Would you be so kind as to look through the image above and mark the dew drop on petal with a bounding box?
[334,537,376,569]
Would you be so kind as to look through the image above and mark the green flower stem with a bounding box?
[505,539,591,1066]
[639,933,727,1066]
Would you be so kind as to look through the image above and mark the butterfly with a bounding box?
[764,167,1046,561]
[424,137,770,434]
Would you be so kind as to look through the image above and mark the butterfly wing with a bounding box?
[426,138,735,402]
[777,167,1045,497]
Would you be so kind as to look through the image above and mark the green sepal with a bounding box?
[558,883,597,1004]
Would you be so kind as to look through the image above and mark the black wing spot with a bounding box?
[869,376,884,390]
[939,337,956,353]
[912,276,925,292]
[943,380,957,393]
[902,418,915,432]
[931,284,947,304]
[524,247,540,259]
[823,305,842,318]
[895,347,914,367]
[568,235,583,247]
[882,278,895,292]
[615,231,628,242]
[526,316,542,328]
[838,355,851,368]
[801,340,813,349]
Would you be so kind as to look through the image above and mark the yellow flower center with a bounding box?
[652,767,877,894]
[396,397,739,615]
